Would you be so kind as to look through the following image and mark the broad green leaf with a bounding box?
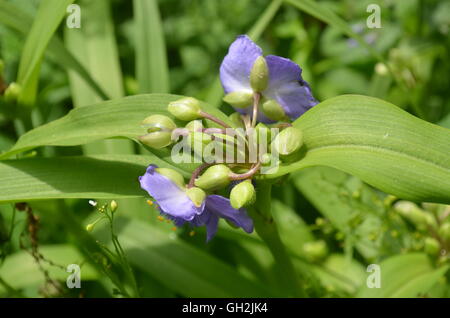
[357,253,449,298]
[97,218,272,297]
[65,0,134,155]
[0,244,98,293]
[0,94,233,160]
[0,0,108,100]
[16,0,75,105]
[205,0,283,107]
[266,95,450,204]
[133,0,170,93]
[0,155,150,203]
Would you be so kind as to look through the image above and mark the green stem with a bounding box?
[251,181,307,297]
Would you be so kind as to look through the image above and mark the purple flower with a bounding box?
[139,165,253,241]
[220,35,318,122]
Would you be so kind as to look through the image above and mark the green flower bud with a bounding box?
[228,112,244,128]
[86,223,95,232]
[168,97,202,121]
[185,120,203,132]
[439,222,450,241]
[187,132,212,151]
[262,99,286,121]
[186,187,206,208]
[250,56,269,92]
[255,122,272,144]
[271,127,303,156]
[302,240,328,262]
[230,180,255,209]
[139,115,177,149]
[195,164,231,190]
[424,237,440,256]
[4,82,21,102]
[139,132,172,149]
[142,114,176,131]
[394,201,438,230]
[0,59,4,75]
[223,91,253,108]
[110,200,118,213]
[155,168,186,189]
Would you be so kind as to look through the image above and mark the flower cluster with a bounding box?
[138,35,317,241]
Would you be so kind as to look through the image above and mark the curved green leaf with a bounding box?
[0,94,232,160]
[266,95,450,204]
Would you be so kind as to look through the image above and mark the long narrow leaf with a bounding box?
[0,0,108,100]
[16,0,75,105]
[133,0,170,93]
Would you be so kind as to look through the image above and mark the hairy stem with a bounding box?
[229,162,262,180]
[188,162,214,188]
[199,111,231,129]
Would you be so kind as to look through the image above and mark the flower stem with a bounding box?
[251,93,261,127]
[250,181,307,297]
[188,162,214,188]
[199,111,231,129]
[229,162,261,180]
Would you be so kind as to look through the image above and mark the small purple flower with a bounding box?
[220,35,318,122]
[139,165,253,241]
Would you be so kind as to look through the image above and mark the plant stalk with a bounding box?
[250,181,307,297]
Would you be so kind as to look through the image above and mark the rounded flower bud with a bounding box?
[230,180,255,209]
[250,56,269,92]
[394,201,438,230]
[271,127,303,156]
[302,240,328,262]
[223,91,253,109]
[228,112,244,128]
[195,164,231,191]
[262,99,286,121]
[187,131,212,150]
[168,97,202,121]
[185,120,203,132]
[4,82,21,102]
[139,115,177,149]
[439,222,450,241]
[155,167,186,189]
[424,237,440,256]
[86,223,95,232]
[110,200,118,213]
[186,187,206,208]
